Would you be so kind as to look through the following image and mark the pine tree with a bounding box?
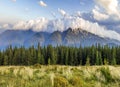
[74,48,78,65]
[68,48,74,65]
[47,45,57,65]
[65,48,68,65]
[78,46,83,65]
[40,55,45,64]
[111,48,116,65]
[95,51,99,65]
[91,45,95,65]
[85,56,90,66]
[37,50,41,64]
[3,55,8,65]
[104,58,108,65]
[98,52,103,65]
[48,58,51,65]
[20,47,26,65]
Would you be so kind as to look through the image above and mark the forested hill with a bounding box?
[0,44,120,66]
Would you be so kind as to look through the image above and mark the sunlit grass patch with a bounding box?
[0,65,120,87]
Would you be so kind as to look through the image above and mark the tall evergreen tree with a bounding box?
[111,47,116,65]
[3,55,8,65]
[85,56,90,66]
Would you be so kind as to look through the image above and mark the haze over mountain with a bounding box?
[0,28,120,49]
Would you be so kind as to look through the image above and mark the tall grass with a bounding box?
[0,65,120,87]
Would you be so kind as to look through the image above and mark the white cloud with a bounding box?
[58,8,67,16]
[1,16,120,41]
[95,0,120,18]
[94,5,100,11]
[75,11,81,17]
[92,9,109,21]
[13,17,48,32]
[2,24,10,29]
[39,1,47,7]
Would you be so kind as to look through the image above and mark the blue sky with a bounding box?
[0,0,95,23]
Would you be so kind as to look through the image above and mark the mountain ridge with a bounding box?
[0,28,120,49]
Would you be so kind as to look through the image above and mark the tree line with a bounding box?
[0,44,120,66]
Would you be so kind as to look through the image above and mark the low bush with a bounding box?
[33,63,42,68]
[100,67,114,83]
[54,76,69,87]
[69,76,83,87]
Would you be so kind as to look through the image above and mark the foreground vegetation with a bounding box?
[0,65,120,87]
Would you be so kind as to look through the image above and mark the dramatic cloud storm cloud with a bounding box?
[39,1,47,7]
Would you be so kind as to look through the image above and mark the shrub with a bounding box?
[33,63,42,68]
[69,76,83,87]
[100,67,114,83]
[54,76,69,87]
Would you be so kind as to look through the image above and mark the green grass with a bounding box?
[0,65,120,87]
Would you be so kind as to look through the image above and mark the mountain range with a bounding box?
[0,28,120,49]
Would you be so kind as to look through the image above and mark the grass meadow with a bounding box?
[0,65,120,87]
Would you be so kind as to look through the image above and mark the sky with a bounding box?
[0,0,120,41]
[0,0,94,23]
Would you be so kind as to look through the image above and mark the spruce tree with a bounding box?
[95,51,99,65]
[111,48,116,65]
[85,56,90,66]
